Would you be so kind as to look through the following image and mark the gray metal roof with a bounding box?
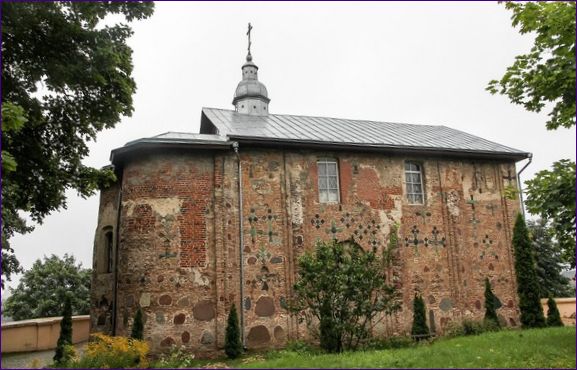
[201,107,529,159]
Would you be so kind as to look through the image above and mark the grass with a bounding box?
[154,326,576,369]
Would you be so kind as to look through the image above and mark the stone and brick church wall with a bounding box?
[91,146,522,354]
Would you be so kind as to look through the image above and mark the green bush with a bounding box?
[225,303,243,359]
[445,319,500,337]
[131,308,144,340]
[546,297,564,327]
[53,296,73,365]
[411,294,430,340]
[365,336,415,350]
[512,213,546,328]
[64,333,149,368]
[484,278,501,328]
[152,345,196,368]
[286,339,319,354]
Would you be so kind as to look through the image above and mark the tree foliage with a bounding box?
[528,219,573,297]
[225,304,242,359]
[483,278,500,328]
[291,238,400,352]
[512,214,546,328]
[53,295,73,365]
[131,308,144,340]
[487,2,576,129]
[1,1,154,288]
[545,297,564,327]
[525,160,576,268]
[410,294,430,340]
[3,254,91,321]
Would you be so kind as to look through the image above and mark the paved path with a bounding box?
[1,342,87,369]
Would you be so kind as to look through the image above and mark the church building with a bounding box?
[90,28,530,354]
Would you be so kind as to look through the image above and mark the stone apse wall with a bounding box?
[91,147,522,354]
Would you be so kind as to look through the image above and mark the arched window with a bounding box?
[105,230,113,273]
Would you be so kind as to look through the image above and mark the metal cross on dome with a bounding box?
[247,23,253,54]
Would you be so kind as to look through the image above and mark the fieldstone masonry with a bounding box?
[91,148,522,354]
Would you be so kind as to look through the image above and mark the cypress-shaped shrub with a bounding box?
[225,304,242,359]
[411,294,429,340]
[483,278,500,327]
[131,308,144,340]
[512,213,546,328]
[545,297,564,327]
[53,295,73,364]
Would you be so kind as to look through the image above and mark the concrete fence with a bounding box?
[1,315,90,353]
[541,297,576,326]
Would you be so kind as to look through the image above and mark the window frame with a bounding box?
[404,161,425,205]
[317,158,341,204]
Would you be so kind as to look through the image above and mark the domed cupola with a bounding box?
[232,23,270,116]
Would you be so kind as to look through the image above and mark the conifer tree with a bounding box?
[225,304,242,359]
[53,296,73,364]
[130,308,144,340]
[484,278,500,327]
[512,213,546,328]
[411,294,429,340]
[545,297,564,327]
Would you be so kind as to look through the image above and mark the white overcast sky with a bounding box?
[3,1,576,293]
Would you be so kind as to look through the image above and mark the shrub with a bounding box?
[131,308,144,340]
[484,278,501,328]
[286,339,318,354]
[66,333,149,368]
[365,336,414,350]
[445,319,500,338]
[546,297,564,327]
[291,238,401,352]
[411,294,430,340]
[225,303,243,359]
[512,213,546,328]
[53,296,73,365]
[152,345,196,368]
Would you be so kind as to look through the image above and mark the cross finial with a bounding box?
[246,23,253,61]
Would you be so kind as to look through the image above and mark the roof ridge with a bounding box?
[202,107,443,128]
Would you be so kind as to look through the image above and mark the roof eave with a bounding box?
[228,135,531,161]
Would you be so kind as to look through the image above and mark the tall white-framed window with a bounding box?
[317,158,340,203]
[405,162,424,204]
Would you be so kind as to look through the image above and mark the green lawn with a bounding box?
[154,327,575,369]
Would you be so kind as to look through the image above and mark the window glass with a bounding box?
[318,159,340,203]
[405,162,424,204]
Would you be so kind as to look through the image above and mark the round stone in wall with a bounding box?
[192,300,215,321]
[248,256,257,265]
[174,313,186,325]
[160,337,175,347]
[474,300,482,310]
[244,297,251,311]
[159,294,172,306]
[255,296,275,317]
[139,293,151,307]
[247,325,270,347]
[200,331,214,345]
[439,298,453,312]
[181,331,190,344]
[177,296,190,307]
[270,256,283,264]
[274,326,286,342]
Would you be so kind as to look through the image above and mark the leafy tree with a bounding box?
[1,0,155,288]
[525,161,576,268]
[487,2,576,130]
[528,219,573,297]
[3,254,91,321]
[512,214,546,328]
[410,294,429,340]
[225,304,242,359]
[130,308,144,340]
[483,278,500,328]
[53,295,73,364]
[291,239,401,352]
[545,297,564,327]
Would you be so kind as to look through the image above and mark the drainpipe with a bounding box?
[516,153,533,218]
[112,168,123,336]
[232,141,246,348]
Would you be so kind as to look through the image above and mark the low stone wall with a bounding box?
[1,315,90,353]
[541,297,576,326]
